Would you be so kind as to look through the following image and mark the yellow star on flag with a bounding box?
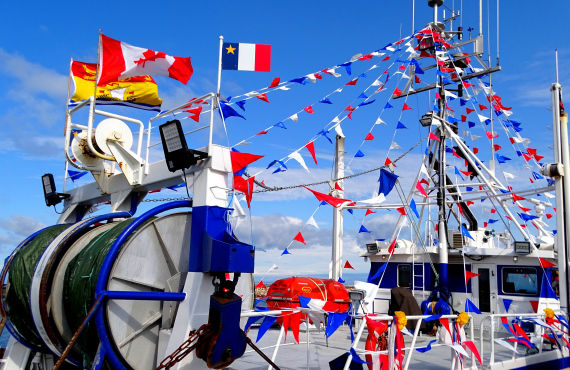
[226,45,236,54]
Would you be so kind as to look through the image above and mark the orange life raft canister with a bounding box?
[266,277,351,312]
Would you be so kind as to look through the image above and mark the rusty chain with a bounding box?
[155,324,212,370]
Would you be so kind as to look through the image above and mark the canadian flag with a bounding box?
[97,34,193,86]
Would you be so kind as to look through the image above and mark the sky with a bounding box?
[0,0,569,282]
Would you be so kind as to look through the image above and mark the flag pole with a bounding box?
[209,35,223,153]
[63,57,73,192]
[90,30,102,135]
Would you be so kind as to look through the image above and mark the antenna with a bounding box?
[556,49,560,84]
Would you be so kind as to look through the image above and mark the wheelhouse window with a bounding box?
[397,264,411,288]
[502,267,538,295]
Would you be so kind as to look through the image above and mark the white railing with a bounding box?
[479,311,569,366]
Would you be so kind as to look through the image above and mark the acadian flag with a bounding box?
[222,42,271,71]
[97,34,193,85]
[69,60,162,111]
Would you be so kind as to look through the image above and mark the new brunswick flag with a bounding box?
[69,60,162,111]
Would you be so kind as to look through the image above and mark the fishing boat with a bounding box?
[0,0,568,369]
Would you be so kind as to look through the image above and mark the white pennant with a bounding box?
[390,141,401,150]
[511,136,523,144]
[245,91,259,97]
[477,114,489,123]
[327,68,341,77]
[372,79,382,86]
[503,171,515,180]
[471,134,481,141]
[334,124,345,138]
[306,73,317,83]
[544,192,555,199]
[288,151,309,172]
[332,116,341,123]
[370,64,378,70]
[334,88,343,93]
[420,163,430,177]
[306,215,319,229]
[503,110,513,117]
[290,113,299,122]
[278,85,290,91]
[230,197,246,219]
[386,46,396,52]
[445,90,458,99]
[375,117,386,125]
[359,193,386,205]
[268,264,279,272]
[462,130,469,138]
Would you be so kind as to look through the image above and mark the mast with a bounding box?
[331,135,345,281]
[429,0,449,289]
[551,50,569,310]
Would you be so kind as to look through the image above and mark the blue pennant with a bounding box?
[468,121,476,128]
[338,276,345,283]
[518,213,538,222]
[460,98,468,106]
[465,298,482,314]
[495,154,511,164]
[298,295,311,308]
[385,102,393,109]
[488,219,498,224]
[396,121,407,129]
[235,100,246,111]
[378,169,399,196]
[319,97,333,104]
[454,166,464,181]
[367,262,387,284]
[503,298,513,312]
[416,339,437,353]
[354,150,365,158]
[358,100,375,107]
[281,248,291,255]
[410,199,420,218]
[347,209,353,214]
[289,77,307,84]
[273,121,287,129]
[256,316,278,342]
[326,312,348,338]
[359,225,370,233]
[318,130,333,144]
[340,62,352,75]
[358,93,368,99]
[461,225,475,240]
[219,102,245,120]
[68,170,87,182]
[349,348,372,365]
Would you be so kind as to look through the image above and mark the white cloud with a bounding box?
[0,215,46,256]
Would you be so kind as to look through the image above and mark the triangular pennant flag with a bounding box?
[268,77,280,88]
[256,316,278,342]
[389,141,402,150]
[334,182,343,191]
[364,132,374,141]
[465,270,479,284]
[344,260,355,269]
[230,151,264,173]
[539,257,556,268]
[359,225,370,233]
[465,298,482,314]
[281,248,291,255]
[255,280,266,289]
[289,113,299,122]
[304,105,314,114]
[378,169,399,196]
[68,170,88,182]
[367,262,388,283]
[365,209,376,216]
[305,187,352,208]
[305,141,318,164]
[396,121,407,129]
[396,206,406,215]
[428,132,440,142]
[326,312,349,338]
[402,103,412,111]
[461,224,475,240]
[220,101,245,120]
[529,300,539,313]
[256,93,269,103]
[306,215,319,229]
[416,181,428,198]
[502,298,513,312]
[293,232,307,245]
[410,199,420,218]
[388,239,397,254]
[288,151,309,172]
[354,150,365,158]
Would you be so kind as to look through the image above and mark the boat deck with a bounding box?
[230,324,568,370]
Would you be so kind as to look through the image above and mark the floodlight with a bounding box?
[159,120,208,172]
[419,112,436,127]
[42,173,69,207]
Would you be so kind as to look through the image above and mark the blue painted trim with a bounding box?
[509,355,570,370]
[102,291,186,301]
[95,200,191,370]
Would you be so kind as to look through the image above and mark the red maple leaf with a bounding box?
[134,49,167,67]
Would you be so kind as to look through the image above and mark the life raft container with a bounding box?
[266,277,350,312]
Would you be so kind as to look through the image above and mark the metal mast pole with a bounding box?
[552,50,569,310]
[331,135,345,281]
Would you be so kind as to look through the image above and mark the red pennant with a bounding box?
[305,142,318,164]
[428,132,440,142]
[463,341,482,365]
[184,106,203,122]
[304,105,314,114]
[466,201,474,206]
[461,114,467,122]
[452,149,461,158]
[539,257,556,268]
[256,93,269,103]
[478,104,488,110]
[462,81,475,88]
[334,182,343,191]
[522,153,533,162]
[280,310,292,342]
[255,280,266,289]
[382,56,390,61]
[415,75,421,83]
[439,318,453,342]
[345,78,358,86]
[512,194,526,202]
[416,181,428,197]
[402,103,412,111]
[230,151,264,173]
[384,157,395,167]
[393,87,402,97]
[293,232,306,245]
[396,207,406,215]
[365,209,376,216]
[364,132,375,141]
[388,239,397,254]
[256,130,268,135]
[460,170,472,176]
[466,108,475,114]
[546,213,553,219]
[268,77,280,88]
[529,300,539,313]
[233,175,255,208]
[358,54,373,61]
[484,222,488,227]
[473,147,479,154]
[304,187,352,208]
[344,260,355,269]
[493,144,502,151]
[491,208,496,213]
[465,270,480,284]
[290,312,302,343]
[345,105,356,112]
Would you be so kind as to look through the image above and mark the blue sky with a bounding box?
[0,0,568,279]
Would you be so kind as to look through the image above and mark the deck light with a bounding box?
[159,120,208,172]
[419,112,436,127]
[41,173,69,207]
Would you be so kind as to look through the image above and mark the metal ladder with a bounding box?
[411,246,426,301]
